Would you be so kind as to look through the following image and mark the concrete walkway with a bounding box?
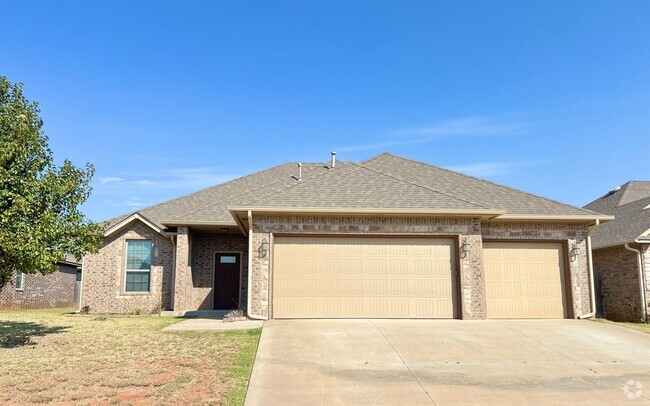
[245,319,650,405]
[163,312,263,331]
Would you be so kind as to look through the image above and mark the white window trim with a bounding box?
[123,239,153,293]
[15,272,24,291]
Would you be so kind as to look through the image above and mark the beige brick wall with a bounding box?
[593,245,645,322]
[190,233,248,311]
[481,221,591,318]
[82,216,593,318]
[250,215,485,319]
[82,221,249,314]
[82,220,174,314]
[0,265,78,310]
[249,216,592,320]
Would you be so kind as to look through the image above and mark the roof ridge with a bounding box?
[374,152,601,216]
[356,162,489,209]
[166,163,335,221]
[617,180,650,207]
[242,161,488,210]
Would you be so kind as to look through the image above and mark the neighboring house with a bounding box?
[584,181,650,322]
[82,153,611,319]
[0,255,82,310]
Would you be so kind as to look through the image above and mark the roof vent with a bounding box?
[331,151,336,168]
[297,162,302,181]
[605,185,622,197]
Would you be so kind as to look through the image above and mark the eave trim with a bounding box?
[104,213,165,237]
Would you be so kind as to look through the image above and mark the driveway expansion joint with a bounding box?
[368,320,437,405]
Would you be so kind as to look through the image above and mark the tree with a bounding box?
[0,76,103,288]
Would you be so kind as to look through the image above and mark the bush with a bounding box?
[128,308,143,316]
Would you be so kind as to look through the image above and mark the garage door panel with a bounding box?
[273,237,456,318]
[484,242,566,319]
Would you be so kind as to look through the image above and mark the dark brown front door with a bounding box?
[213,253,241,309]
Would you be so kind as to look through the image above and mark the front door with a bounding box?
[213,253,241,310]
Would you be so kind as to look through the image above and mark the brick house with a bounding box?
[82,153,610,319]
[0,255,81,310]
[584,181,650,322]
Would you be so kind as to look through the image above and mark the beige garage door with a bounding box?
[273,237,456,318]
[483,242,567,319]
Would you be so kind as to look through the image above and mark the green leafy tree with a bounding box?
[0,76,103,288]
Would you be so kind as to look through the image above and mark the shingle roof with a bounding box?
[104,153,607,234]
[584,181,650,248]
[105,162,333,228]
[362,153,601,217]
[238,162,488,210]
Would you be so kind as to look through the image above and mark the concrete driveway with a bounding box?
[245,319,650,405]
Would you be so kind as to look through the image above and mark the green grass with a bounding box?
[0,308,261,405]
[593,318,650,334]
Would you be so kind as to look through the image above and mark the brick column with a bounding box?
[173,226,192,311]
[459,219,486,320]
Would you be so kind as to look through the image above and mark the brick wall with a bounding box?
[593,245,645,322]
[0,264,78,310]
[249,216,592,320]
[190,232,248,311]
[82,220,174,314]
[481,221,591,317]
[250,215,485,319]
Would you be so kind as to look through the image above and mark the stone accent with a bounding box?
[82,221,250,314]
[248,216,592,320]
[482,221,591,318]
[82,216,593,319]
[190,233,248,311]
[593,245,646,322]
[82,219,174,314]
[251,215,486,319]
[173,227,192,311]
[0,264,78,310]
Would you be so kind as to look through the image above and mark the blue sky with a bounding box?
[2,1,649,221]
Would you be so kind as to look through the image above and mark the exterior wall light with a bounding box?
[259,237,270,258]
[460,239,471,258]
[569,244,581,262]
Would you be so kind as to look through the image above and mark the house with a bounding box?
[584,181,650,322]
[82,153,611,319]
[0,255,82,310]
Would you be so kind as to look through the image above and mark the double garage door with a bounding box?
[272,237,567,319]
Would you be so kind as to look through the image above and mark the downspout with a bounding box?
[170,234,176,310]
[578,219,599,319]
[247,210,267,320]
[625,243,647,323]
[77,256,85,313]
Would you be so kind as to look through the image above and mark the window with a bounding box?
[125,240,152,292]
[76,270,82,282]
[15,272,24,290]
[220,256,237,264]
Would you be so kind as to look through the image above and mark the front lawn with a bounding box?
[594,318,650,334]
[0,308,261,405]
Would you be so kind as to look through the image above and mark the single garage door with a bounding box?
[273,236,456,318]
[483,241,567,318]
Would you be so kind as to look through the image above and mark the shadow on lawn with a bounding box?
[0,320,69,348]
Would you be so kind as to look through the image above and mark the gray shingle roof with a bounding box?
[105,153,606,233]
[105,162,333,228]
[584,181,650,248]
[238,162,488,210]
[362,153,601,217]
